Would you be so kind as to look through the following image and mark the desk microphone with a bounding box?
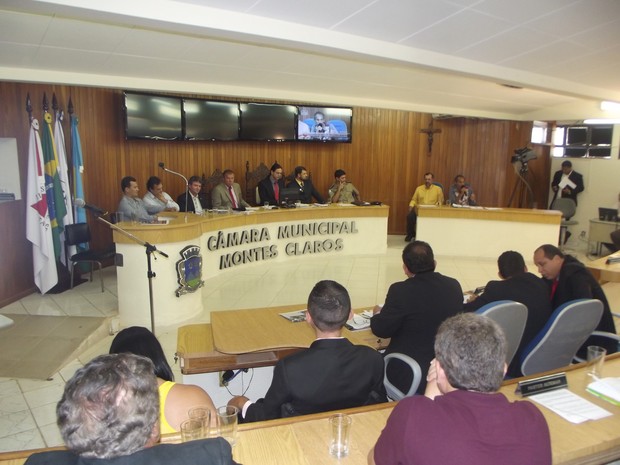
[74,198,108,216]
[158,162,189,220]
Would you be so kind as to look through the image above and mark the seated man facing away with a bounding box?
[25,353,236,465]
[464,250,553,378]
[370,313,551,465]
[228,280,386,422]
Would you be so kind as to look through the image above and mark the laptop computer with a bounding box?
[598,207,619,222]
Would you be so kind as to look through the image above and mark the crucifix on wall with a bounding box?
[420,119,442,154]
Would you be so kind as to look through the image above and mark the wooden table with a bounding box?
[587,251,620,284]
[229,355,620,465]
[177,304,385,374]
[3,356,620,465]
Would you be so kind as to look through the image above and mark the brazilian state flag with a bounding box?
[40,111,67,260]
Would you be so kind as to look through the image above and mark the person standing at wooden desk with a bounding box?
[370,314,551,465]
[228,280,386,422]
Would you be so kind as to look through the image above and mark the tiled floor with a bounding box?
[0,236,618,453]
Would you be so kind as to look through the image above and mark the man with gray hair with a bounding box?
[25,353,235,465]
[370,313,551,465]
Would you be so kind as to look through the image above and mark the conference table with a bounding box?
[587,251,620,284]
[161,354,620,465]
[112,204,389,328]
[177,304,386,375]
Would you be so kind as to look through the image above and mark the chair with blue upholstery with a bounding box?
[520,299,603,376]
[383,353,422,401]
[475,300,528,365]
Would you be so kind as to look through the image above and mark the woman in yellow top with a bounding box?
[110,326,216,435]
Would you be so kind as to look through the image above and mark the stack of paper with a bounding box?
[345,310,373,331]
[587,377,620,406]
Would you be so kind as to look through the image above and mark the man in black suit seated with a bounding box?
[464,251,553,377]
[286,165,325,204]
[228,280,386,422]
[257,163,285,206]
[370,241,463,395]
[534,244,617,356]
[25,353,236,465]
[177,175,209,214]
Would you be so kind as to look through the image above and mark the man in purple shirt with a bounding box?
[370,313,551,465]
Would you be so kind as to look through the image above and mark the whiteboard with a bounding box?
[0,138,21,201]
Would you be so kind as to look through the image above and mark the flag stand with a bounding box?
[96,215,168,335]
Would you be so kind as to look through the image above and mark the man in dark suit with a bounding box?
[286,165,325,204]
[211,169,250,209]
[370,241,463,395]
[534,244,617,356]
[177,175,208,213]
[228,280,386,422]
[551,160,584,208]
[464,251,553,377]
[257,163,285,206]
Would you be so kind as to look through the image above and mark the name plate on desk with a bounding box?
[517,372,568,397]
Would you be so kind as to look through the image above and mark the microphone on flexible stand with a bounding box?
[159,162,189,221]
[74,198,108,216]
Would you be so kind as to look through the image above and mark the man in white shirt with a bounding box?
[143,176,179,215]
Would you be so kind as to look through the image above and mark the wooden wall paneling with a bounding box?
[0,81,547,305]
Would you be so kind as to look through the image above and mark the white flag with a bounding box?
[54,110,75,265]
[26,118,58,293]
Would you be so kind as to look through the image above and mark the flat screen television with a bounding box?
[297,106,352,142]
[184,99,240,140]
[239,103,297,141]
[124,92,183,140]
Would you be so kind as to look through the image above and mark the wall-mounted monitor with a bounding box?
[184,99,239,141]
[124,92,183,140]
[297,106,352,142]
[239,103,297,141]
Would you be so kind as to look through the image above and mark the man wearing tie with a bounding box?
[258,163,285,206]
[212,170,250,209]
[287,166,325,204]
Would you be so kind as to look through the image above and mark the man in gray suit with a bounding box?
[211,169,250,209]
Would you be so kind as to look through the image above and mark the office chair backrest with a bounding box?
[611,229,620,249]
[552,198,577,220]
[432,182,444,192]
[384,353,422,401]
[64,223,91,247]
[475,300,528,365]
[520,299,603,376]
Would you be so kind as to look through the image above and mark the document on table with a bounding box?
[345,310,374,331]
[529,388,612,424]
